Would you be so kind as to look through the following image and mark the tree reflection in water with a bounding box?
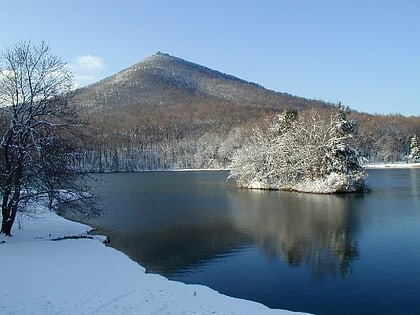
[86,171,363,280]
[227,189,361,278]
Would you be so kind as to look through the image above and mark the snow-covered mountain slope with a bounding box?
[74,51,326,112]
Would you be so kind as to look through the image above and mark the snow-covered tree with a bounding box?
[229,105,367,193]
[409,134,420,162]
[0,41,95,236]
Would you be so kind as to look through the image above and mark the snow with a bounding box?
[243,171,367,194]
[0,208,309,315]
[363,162,420,169]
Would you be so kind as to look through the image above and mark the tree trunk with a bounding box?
[1,214,15,236]
[1,198,19,236]
[1,186,20,237]
[1,189,11,236]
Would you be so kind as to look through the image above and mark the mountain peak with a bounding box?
[152,51,171,57]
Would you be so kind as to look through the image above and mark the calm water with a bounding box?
[85,169,420,315]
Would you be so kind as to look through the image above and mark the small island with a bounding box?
[229,105,367,194]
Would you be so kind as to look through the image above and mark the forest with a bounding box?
[77,104,420,172]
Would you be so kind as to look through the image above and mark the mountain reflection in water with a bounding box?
[86,171,361,279]
[82,169,420,315]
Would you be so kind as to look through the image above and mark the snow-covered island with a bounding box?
[0,208,309,315]
[229,106,367,194]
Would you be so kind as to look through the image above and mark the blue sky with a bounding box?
[2,0,420,116]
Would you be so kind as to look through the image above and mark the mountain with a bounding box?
[75,51,326,114]
[72,52,420,171]
[73,52,331,171]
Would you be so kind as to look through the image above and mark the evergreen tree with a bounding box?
[409,134,420,162]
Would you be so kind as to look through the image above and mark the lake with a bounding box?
[84,169,420,315]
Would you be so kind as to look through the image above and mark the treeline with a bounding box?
[352,112,420,162]
[78,106,420,172]
[79,126,244,172]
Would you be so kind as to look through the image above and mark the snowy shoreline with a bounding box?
[0,209,309,315]
[88,163,420,175]
[363,162,420,169]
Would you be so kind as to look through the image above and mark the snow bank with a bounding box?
[0,210,309,315]
[245,171,366,194]
[293,172,366,194]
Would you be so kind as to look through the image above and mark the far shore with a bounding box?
[363,162,420,169]
[85,164,420,174]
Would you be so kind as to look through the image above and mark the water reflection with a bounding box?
[87,171,362,280]
[410,168,419,200]
[227,189,360,278]
[86,171,252,276]
[99,223,251,276]
[84,170,420,315]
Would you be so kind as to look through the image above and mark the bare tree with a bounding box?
[0,40,94,236]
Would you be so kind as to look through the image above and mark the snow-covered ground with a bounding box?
[0,209,309,315]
